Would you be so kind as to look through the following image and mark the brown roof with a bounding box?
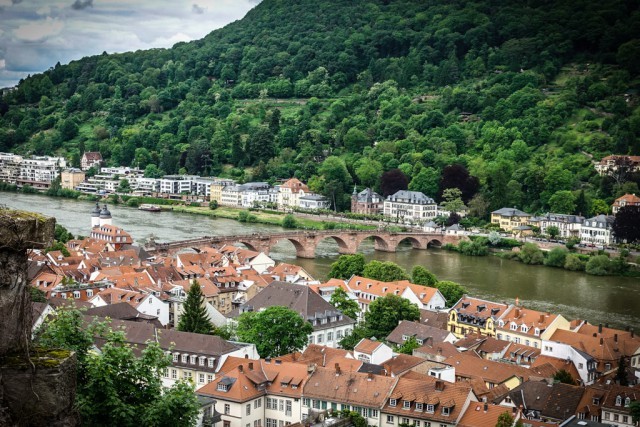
[380,354,426,376]
[495,381,585,421]
[382,376,472,424]
[387,320,451,347]
[419,309,449,330]
[354,338,383,355]
[458,403,518,427]
[446,353,534,385]
[451,296,510,321]
[303,366,396,408]
[498,306,560,336]
[82,152,102,161]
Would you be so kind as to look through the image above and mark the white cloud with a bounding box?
[0,59,5,69]
[14,17,64,42]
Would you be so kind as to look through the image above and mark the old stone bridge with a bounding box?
[146,230,465,259]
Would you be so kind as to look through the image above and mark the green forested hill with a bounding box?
[1,0,640,215]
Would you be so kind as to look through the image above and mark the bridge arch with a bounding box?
[355,234,391,252]
[392,236,427,252]
[427,238,443,248]
[271,237,307,258]
[314,234,354,256]
[233,241,259,252]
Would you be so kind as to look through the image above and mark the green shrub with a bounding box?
[518,243,544,265]
[564,254,585,271]
[585,255,611,275]
[282,214,297,228]
[544,247,568,268]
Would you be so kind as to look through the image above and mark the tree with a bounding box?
[630,400,640,424]
[553,369,577,385]
[117,178,131,193]
[612,206,640,243]
[329,287,359,320]
[37,307,200,427]
[518,243,544,265]
[396,336,420,355]
[591,199,610,215]
[564,254,585,271]
[411,266,438,287]
[441,187,466,214]
[328,254,366,279]
[495,411,515,427]
[54,224,74,243]
[364,294,420,339]
[435,281,467,307]
[615,356,628,386]
[546,226,560,240]
[544,247,568,268]
[236,306,313,358]
[548,190,576,214]
[380,168,409,197]
[178,280,213,334]
[439,164,479,203]
[282,214,297,228]
[338,325,367,350]
[362,260,409,282]
[209,200,218,210]
[586,255,612,276]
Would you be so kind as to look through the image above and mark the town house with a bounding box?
[448,296,511,338]
[490,208,532,232]
[528,213,585,239]
[612,193,640,214]
[383,190,438,224]
[495,306,571,349]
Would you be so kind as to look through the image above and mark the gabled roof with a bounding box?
[495,381,585,421]
[227,281,355,330]
[458,403,519,427]
[387,320,452,346]
[354,188,383,203]
[354,338,384,355]
[492,207,531,217]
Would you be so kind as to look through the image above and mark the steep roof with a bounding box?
[387,320,452,346]
[386,190,435,205]
[492,207,531,217]
[497,381,585,421]
[227,281,355,330]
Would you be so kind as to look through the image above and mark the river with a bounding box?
[2,192,639,330]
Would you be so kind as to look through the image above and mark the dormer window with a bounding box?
[426,404,435,413]
[389,399,397,407]
[181,354,188,363]
[217,383,229,392]
[510,323,518,331]
[534,328,540,336]
[625,397,631,407]
[415,403,423,411]
[498,320,505,327]
[173,353,179,362]
[403,400,411,409]
[592,398,600,405]
[190,356,197,365]
[402,335,409,341]
[520,325,528,333]
[616,396,622,406]
[442,406,451,416]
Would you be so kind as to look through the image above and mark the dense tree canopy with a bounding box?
[2,0,640,215]
[364,294,420,339]
[328,254,366,280]
[236,306,313,357]
[612,206,640,243]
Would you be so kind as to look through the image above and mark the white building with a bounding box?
[540,339,597,385]
[383,190,438,224]
[528,213,585,238]
[580,214,615,245]
[0,152,23,183]
[15,155,66,189]
[299,194,330,210]
[159,175,198,195]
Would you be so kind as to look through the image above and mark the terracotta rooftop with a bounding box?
[387,320,452,347]
[354,338,383,355]
[458,403,518,427]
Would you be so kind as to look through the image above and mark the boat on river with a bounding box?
[138,204,162,212]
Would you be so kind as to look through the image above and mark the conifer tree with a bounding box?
[178,280,213,334]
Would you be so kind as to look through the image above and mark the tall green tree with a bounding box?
[236,306,313,358]
[612,206,640,243]
[362,260,409,282]
[364,294,420,339]
[328,254,365,280]
[435,281,467,307]
[329,287,360,320]
[178,280,213,334]
[411,266,438,287]
[37,307,200,427]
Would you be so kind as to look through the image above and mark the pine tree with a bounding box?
[178,280,213,334]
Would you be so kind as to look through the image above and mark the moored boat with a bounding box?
[138,204,162,212]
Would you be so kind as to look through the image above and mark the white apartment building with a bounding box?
[159,175,198,195]
[528,213,585,238]
[15,155,66,189]
[383,190,438,224]
[581,214,615,245]
[299,194,330,210]
[0,152,23,183]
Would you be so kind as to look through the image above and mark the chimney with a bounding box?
[238,364,243,373]
[515,308,520,318]
[614,334,618,343]
[435,380,444,391]
[598,324,602,334]
[631,328,634,338]
[275,359,282,365]
[367,373,373,381]
[483,403,488,413]
[248,362,254,371]
[605,323,609,328]
[539,314,544,323]
[335,363,341,375]
[600,337,604,346]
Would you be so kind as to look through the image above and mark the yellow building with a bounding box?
[490,207,532,232]
[60,168,85,190]
[209,178,235,204]
[448,296,510,338]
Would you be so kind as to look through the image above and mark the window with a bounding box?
[303,398,310,407]
[224,421,230,427]
[217,383,229,392]
[224,404,230,414]
[183,371,192,379]
[190,355,197,364]
[171,369,177,379]
[173,353,179,362]
[625,397,631,407]
[402,418,409,425]
[87,290,93,297]
[317,334,324,343]
[286,400,292,416]
[510,323,518,331]
[266,419,277,427]
[386,415,394,424]
[199,373,205,384]
[181,354,188,363]
[426,404,434,413]
[207,374,213,383]
[199,357,205,366]
[441,407,450,416]
[327,332,333,341]
[616,395,622,406]
[390,399,397,407]
[369,409,378,418]
[403,401,411,409]
[280,399,285,411]
[416,403,423,411]
[267,398,275,410]
[312,400,320,409]
[246,404,251,415]
[255,399,262,409]
[208,358,215,368]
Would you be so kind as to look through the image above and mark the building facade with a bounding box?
[383,190,438,224]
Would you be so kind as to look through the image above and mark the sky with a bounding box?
[0,0,261,88]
